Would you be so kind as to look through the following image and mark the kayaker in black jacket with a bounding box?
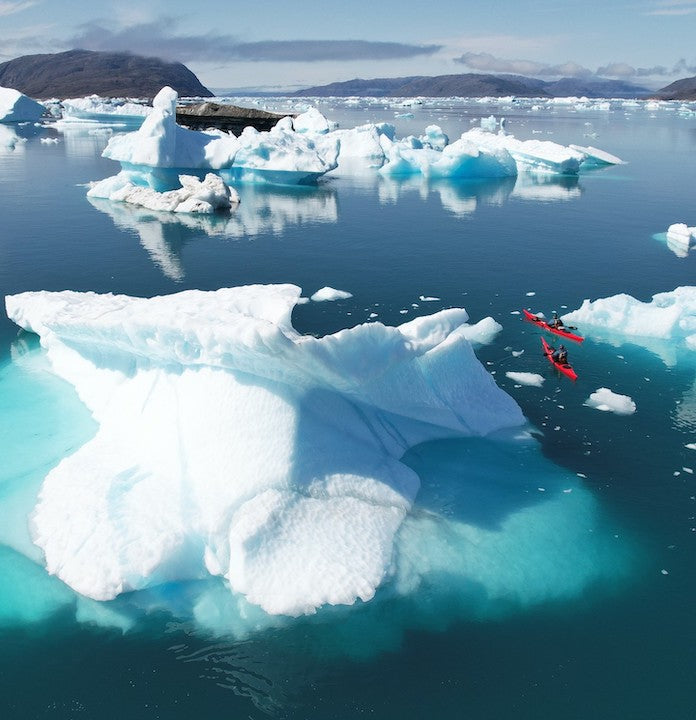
[552,345,568,364]
[549,312,565,329]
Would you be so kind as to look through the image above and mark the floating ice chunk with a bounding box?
[505,372,544,387]
[666,223,696,248]
[60,95,151,127]
[88,172,239,213]
[480,115,499,132]
[419,125,448,151]
[419,295,440,302]
[310,286,353,302]
[584,388,636,415]
[568,144,624,167]
[564,287,696,351]
[685,443,696,450]
[0,86,45,123]
[5,286,525,615]
[461,127,582,175]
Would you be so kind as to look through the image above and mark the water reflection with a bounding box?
[378,173,581,214]
[0,123,42,154]
[88,184,339,280]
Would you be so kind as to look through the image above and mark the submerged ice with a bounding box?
[6,285,526,616]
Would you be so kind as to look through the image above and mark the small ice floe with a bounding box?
[584,388,636,415]
[683,467,694,474]
[526,291,536,297]
[310,287,353,302]
[563,488,573,493]
[685,443,696,450]
[510,310,520,315]
[40,137,60,144]
[661,569,669,575]
[400,309,408,314]
[505,372,544,387]
[419,295,440,302]
[577,473,586,478]
[537,487,546,492]
[511,350,524,357]
[368,312,378,319]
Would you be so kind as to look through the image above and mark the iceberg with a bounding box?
[563,287,696,350]
[60,95,151,127]
[584,388,636,415]
[505,371,544,387]
[97,87,339,190]
[0,86,45,123]
[5,286,524,616]
[310,287,353,302]
[88,172,239,214]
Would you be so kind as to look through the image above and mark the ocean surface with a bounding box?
[1,97,695,719]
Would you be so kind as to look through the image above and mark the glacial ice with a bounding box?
[0,86,45,123]
[98,87,339,190]
[505,372,544,387]
[60,95,151,127]
[584,388,636,415]
[310,287,353,302]
[88,172,239,214]
[563,287,696,351]
[5,285,525,616]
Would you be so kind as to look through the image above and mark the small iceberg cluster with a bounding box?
[0,86,45,123]
[88,172,239,214]
[97,87,339,191]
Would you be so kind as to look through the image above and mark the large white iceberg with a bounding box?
[0,86,45,123]
[5,285,524,616]
[98,87,339,189]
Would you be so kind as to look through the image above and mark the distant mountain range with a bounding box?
[0,50,213,99]
[293,73,652,99]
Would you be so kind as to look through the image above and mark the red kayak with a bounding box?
[542,337,577,380]
[523,309,584,343]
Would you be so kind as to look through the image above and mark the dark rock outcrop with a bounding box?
[0,49,213,99]
[653,76,696,100]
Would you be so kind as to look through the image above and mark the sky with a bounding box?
[1,0,696,91]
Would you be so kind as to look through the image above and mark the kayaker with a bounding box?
[552,345,568,364]
[549,312,565,329]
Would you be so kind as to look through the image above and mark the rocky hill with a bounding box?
[0,50,212,99]
[294,73,650,99]
[653,76,696,100]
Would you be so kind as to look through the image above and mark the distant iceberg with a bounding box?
[5,285,524,616]
[96,87,339,190]
[60,95,151,128]
[0,86,45,123]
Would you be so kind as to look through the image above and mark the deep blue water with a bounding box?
[1,100,695,719]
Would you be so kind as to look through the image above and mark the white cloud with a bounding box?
[0,1,37,16]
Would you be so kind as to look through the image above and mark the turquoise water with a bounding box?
[1,102,695,718]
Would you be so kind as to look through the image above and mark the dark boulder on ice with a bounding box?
[0,49,213,100]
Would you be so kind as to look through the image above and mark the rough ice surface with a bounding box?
[310,287,354,302]
[505,371,545,387]
[666,223,695,246]
[584,388,637,415]
[88,172,239,214]
[0,86,45,123]
[5,285,525,616]
[99,87,339,189]
[563,287,696,350]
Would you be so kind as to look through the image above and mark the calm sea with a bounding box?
[0,98,695,719]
